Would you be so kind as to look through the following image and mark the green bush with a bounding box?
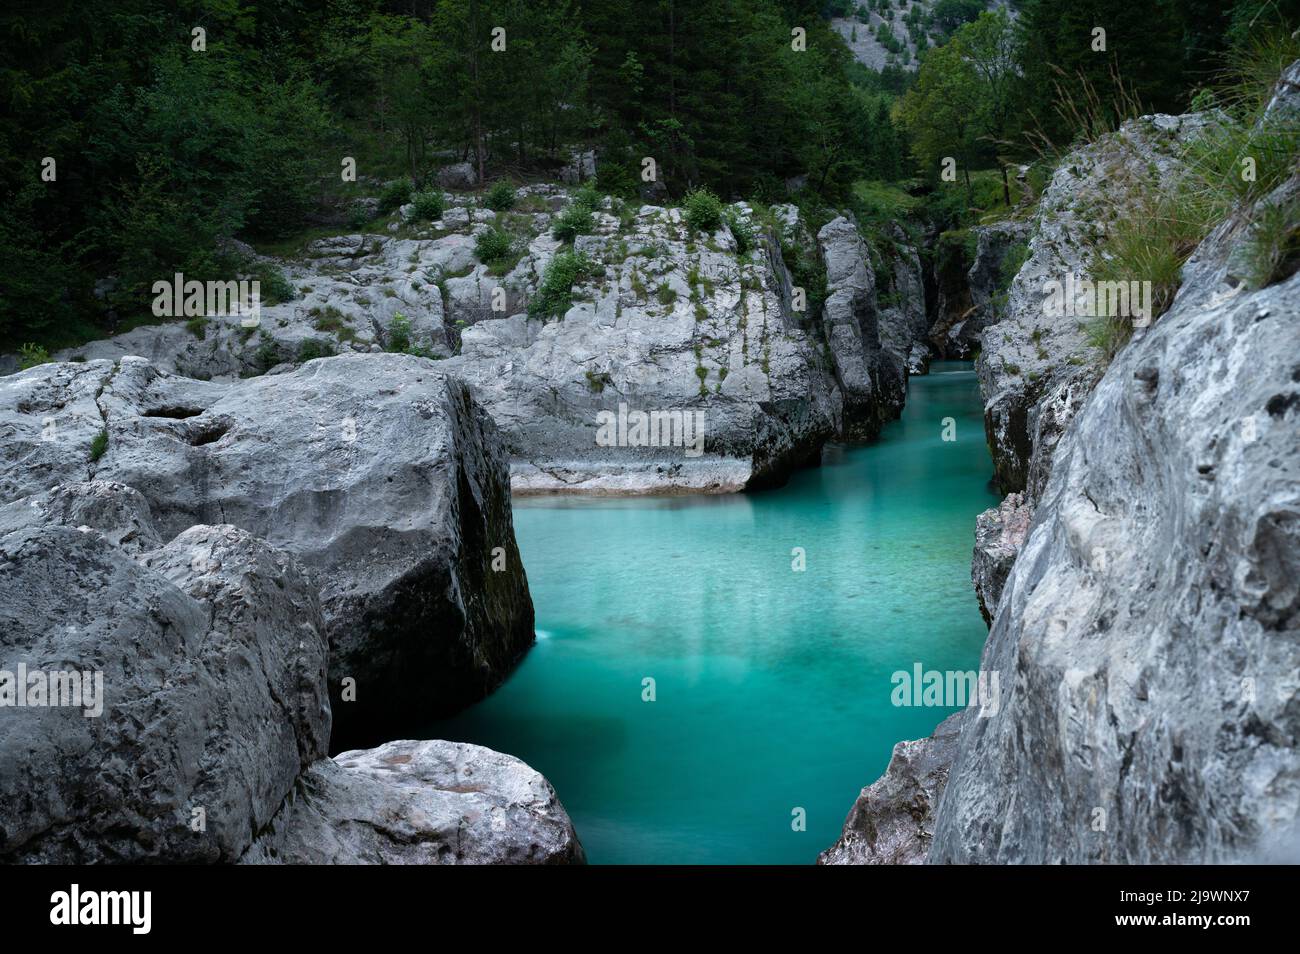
[725,208,756,255]
[684,188,724,233]
[530,251,595,319]
[594,165,639,200]
[297,338,335,362]
[475,226,515,264]
[408,191,446,223]
[254,264,295,305]
[485,180,517,212]
[388,313,412,353]
[18,343,51,370]
[379,180,413,215]
[553,206,595,243]
[571,183,603,212]
[347,205,371,230]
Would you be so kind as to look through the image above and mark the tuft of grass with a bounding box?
[656,283,677,307]
[1242,194,1300,290]
[18,343,51,369]
[1084,316,1132,364]
[184,317,209,340]
[89,428,109,462]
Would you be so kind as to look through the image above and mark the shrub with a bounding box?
[530,251,595,319]
[379,180,412,215]
[388,313,412,353]
[552,206,595,243]
[594,165,639,199]
[297,338,335,362]
[571,183,603,212]
[254,264,295,305]
[408,191,446,223]
[475,226,515,264]
[347,205,371,230]
[485,180,517,212]
[18,342,51,369]
[683,188,724,233]
[725,208,756,255]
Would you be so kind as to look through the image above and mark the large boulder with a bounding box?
[932,238,1300,863]
[0,353,535,749]
[0,506,330,863]
[243,740,585,864]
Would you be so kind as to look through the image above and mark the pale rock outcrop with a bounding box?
[970,491,1031,626]
[442,202,844,493]
[817,216,906,437]
[819,711,968,865]
[830,65,1300,865]
[0,354,534,748]
[243,740,585,865]
[977,110,1216,497]
[0,511,330,863]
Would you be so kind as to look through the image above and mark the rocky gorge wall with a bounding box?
[824,62,1300,865]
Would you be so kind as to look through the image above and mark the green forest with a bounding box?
[1,0,1297,352]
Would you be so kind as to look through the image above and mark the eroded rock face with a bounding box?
[243,740,585,865]
[0,508,329,863]
[1,354,534,748]
[442,202,845,494]
[830,66,1300,865]
[971,492,1031,626]
[819,711,968,865]
[930,220,1031,359]
[976,111,1215,497]
[933,254,1300,863]
[817,216,908,437]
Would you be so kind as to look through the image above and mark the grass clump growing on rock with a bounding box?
[18,343,50,369]
[530,251,595,319]
[89,428,108,462]
[407,191,446,223]
[552,205,595,243]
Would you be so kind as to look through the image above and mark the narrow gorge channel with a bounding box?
[429,362,999,863]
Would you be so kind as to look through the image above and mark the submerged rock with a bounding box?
[243,739,585,865]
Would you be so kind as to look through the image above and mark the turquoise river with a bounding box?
[430,361,1000,863]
